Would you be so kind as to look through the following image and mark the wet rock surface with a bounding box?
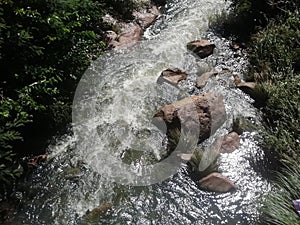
[105,3,161,49]
[108,22,143,48]
[133,5,160,29]
[220,132,240,154]
[187,40,216,59]
[198,172,236,193]
[153,93,226,142]
[196,70,218,88]
[84,203,113,223]
[157,68,188,85]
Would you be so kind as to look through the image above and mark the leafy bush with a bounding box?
[0,0,108,194]
[0,0,106,149]
[0,97,29,193]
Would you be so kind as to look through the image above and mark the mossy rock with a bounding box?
[232,116,258,135]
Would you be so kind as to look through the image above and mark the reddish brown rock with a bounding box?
[109,22,143,48]
[220,132,240,153]
[153,93,226,142]
[187,40,216,59]
[198,172,236,192]
[196,70,218,88]
[27,154,47,169]
[133,5,160,29]
[157,68,188,85]
[106,4,160,49]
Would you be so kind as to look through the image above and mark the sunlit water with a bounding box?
[13,0,271,224]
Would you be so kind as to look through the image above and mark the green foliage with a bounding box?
[0,150,22,191]
[262,74,300,161]
[211,0,299,42]
[249,12,300,81]
[0,97,29,192]
[0,0,107,149]
[188,148,218,179]
[250,12,300,162]
[260,161,300,225]
[0,97,31,149]
[0,0,109,193]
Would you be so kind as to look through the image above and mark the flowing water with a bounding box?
[13,0,271,224]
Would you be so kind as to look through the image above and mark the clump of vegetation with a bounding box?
[211,0,299,42]
[248,11,300,162]
[188,147,218,180]
[249,12,300,81]
[259,159,300,225]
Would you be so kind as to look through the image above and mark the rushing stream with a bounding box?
[13,0,271,224]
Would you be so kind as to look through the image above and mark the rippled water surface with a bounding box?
[13,0,271,224]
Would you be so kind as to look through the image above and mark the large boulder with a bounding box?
[105,3,161,49]
[198,172,236,192]
[153,93,226,142]
[187,40,216,59]
[157,68,188,85]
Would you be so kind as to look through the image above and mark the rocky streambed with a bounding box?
[9,0,272,224]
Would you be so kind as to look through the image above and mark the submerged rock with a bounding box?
[84,203,113,223]
[187,40,216,59]
[220,132,240,154]
[26,154,47,169]
[177,153,193,161]
[196,70,218,88]
[157,68,188,85]
[198,172,236,193]
[153,93,226,142]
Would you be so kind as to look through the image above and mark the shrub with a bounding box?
[0,0,107,194]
